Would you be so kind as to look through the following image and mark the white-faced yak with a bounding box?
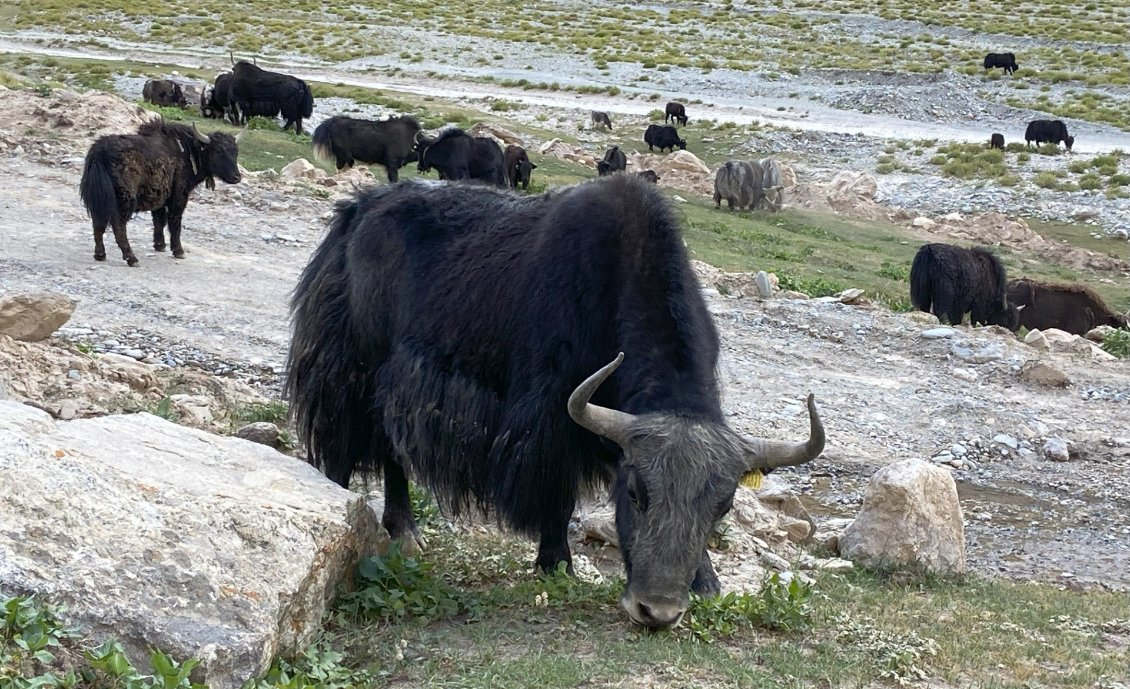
[79,120,241,266]
[285,175,826,630]
[910,242,1021,329]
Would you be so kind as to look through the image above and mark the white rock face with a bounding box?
[0,401,383,689]
[0,291,76,341]
[839,459,966,574]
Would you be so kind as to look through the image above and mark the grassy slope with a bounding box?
[326,527,1130,689]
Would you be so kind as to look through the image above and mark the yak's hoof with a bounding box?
[173,250,186,259]
[126,257,139,267]
[154,244,166,252]
[94,254,106,262]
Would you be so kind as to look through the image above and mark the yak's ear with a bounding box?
[530,163,538,169]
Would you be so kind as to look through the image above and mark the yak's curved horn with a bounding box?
[567,353,636,447]
[234,126,248,143]
[191,122,211,145]
[230,50,235,66]
[742,394,825,471]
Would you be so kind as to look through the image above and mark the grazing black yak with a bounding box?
[312,115,421,182]
[983,52,1019,74]
[665,101,688,126]
[989,133,1005,149]
[596,145,627,176]
[503,144,536,190]
[909,243,1020,329]
[713,160,764,211]
[285,175,825,630]
[1007,279,1128,335]
[591,111,613,130]
[79,120,241,266]
[415,128,507,186]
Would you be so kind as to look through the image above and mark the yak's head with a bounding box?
[1064,135,1075,151]
[676,138,688,150]
[988,298,1022,331]
[193,124,242,186]
[517,159,535,189]
[568,354,825,630]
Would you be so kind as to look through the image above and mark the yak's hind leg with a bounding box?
[152,208,168,252]
[110,217,138,266]
[92,219,108,262]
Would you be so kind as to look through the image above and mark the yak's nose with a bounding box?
[623,595,686,630]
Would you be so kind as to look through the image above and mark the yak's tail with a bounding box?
[79,146,117,229]
[311,118,335,164]
[285,197,375,487]
[909,245,933,313]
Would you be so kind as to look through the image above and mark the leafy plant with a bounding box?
[683,572,813,643]
[1101,328,1130,358]
[152,396,177,421]
[335,543,471,622]
[244,639,373,689]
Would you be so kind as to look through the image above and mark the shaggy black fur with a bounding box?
[286,174,722,560]
[1008,278,1128,335]
[79,120,241,266]
[910,242,1020,329]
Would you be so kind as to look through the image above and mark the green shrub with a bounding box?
[1033,171,1063,189]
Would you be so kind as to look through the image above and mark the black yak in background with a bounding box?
[910,243,1021,329]
[227,60,314,134]
[312,115,421,182]
[414,128,507,186]
[79,120,241,266]
[285,175,825,630]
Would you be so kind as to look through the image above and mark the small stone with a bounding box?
[951,368,977,382]
[920,327,956,339]
[817,558,854,572]
[122,348,145,361]
[1019,360,1070,388]
[57,399,78,421]
[66,369,81,380]
[235,422,282,449]
[1043,437,1070,462]
[753,271,772,299]
[1023,330,1049,350]
[992,434,1018,449]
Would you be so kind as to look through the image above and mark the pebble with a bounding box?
[1044,437,1071,462]
[992,433,1018,449]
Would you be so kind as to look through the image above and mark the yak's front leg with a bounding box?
[152,207,168,252]
[166,202,187,258]
[691,551,721,595]
[535,501,575,575]
[382,457,424,554]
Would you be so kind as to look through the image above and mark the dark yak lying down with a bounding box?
[1007,279,1128,335]
[286,175,825,630]
[909,242,1020,329]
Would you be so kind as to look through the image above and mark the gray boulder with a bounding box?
[0,401,383,689]
[839,458,966,574]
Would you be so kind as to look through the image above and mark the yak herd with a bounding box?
[74,53,1125,630]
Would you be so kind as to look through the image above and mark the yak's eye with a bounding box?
[625,474,647,512]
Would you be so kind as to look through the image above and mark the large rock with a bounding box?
[0,401,383,689]
[279,158,324,180]
[839,459,966,574]
[467,122,523,146]
[657,150,711,176]
[0,291,76,341]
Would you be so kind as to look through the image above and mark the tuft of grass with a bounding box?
[232,400,289,425]
[683,573,813,643]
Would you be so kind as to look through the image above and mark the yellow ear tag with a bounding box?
[739,469,763,490]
